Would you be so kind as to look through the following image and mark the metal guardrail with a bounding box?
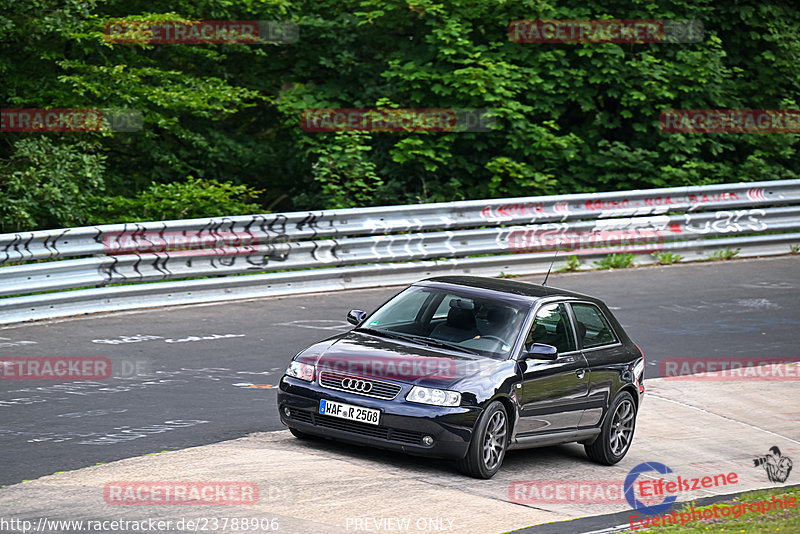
[1,179,799,324]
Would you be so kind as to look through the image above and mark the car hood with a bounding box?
[294,330,502,388]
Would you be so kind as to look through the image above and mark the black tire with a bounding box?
[289,427,313,440]
[457,400,509,479]
[585,391,637,465]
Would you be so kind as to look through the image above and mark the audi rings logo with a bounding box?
[341,378,373,393]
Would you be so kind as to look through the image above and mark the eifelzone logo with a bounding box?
[625,462,739,515]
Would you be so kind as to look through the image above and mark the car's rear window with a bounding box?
[571,303,619,349]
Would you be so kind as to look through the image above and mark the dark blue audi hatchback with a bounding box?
[277,276,645,478]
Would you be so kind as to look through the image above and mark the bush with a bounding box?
[0,138,106,232]
[594,253,634,270]
[704,247,740,261]
[88,177,264,224]
[652,252,684,265]
[557,255,582,272]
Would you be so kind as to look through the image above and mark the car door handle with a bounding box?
[576,369,585,379]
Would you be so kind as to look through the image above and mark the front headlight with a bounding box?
[285,361,315,382]
[406,386,461,407]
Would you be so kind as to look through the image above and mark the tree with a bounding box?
[2,0,798,232]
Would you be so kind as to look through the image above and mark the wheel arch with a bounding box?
[486,393,516,444]
[588,383,639,444]
[618,383,640,411]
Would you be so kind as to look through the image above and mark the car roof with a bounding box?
[416,275,602,303]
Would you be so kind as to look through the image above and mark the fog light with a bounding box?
[422,435,434,446]
[283,407,291,417]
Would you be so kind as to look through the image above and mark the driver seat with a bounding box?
[431,307,478,342]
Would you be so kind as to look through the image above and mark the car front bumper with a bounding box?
[277,376,481,460]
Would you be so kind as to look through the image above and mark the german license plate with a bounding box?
[319,399,380,426]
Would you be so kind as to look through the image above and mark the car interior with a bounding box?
[367,289,528,356]
[419,297,523,355]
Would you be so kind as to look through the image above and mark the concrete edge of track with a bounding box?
[1,368,798,534]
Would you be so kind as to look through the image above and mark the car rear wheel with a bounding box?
[457,400,508,479]
[585,391,636,465]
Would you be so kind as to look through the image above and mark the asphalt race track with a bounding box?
[1,255,798,492]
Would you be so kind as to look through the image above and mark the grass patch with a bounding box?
[557,255,582,273]
[704,247,740,261]
[632,486,800,533]
[652,251,684,265]
[594,253,634,270]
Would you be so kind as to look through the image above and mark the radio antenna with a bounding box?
[542,250,559,287]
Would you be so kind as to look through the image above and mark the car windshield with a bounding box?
[357,286,529,358]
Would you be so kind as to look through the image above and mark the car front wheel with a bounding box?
[289,427,313,440]
[585,390,637,465]
[457,400,508,479]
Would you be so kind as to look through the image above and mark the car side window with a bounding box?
[524,303,576,354]
[570,303,618,349]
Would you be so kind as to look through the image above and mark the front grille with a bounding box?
[290,410,313,423]
[290,411,428,447]
[390,429,425,445]
[319,371,402,400]
[315,414,390,439]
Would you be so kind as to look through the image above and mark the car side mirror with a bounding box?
[523,343,558,361]
[347,309,367,326]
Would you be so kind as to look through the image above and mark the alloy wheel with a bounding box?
[609,399,635,456]
[482,410,507,470]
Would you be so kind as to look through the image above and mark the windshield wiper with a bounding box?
[408,337,482,355]
[354,327,419,344]
[355,328,480,355]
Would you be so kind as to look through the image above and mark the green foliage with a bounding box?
[302,132,384,209]
[594,253,634,270]
[704,247,740,261]
[2,0,800,231]
[0,138,106,232]
[88,177,263,223]
[637,486,800,533]
[485,157,558,198]
[789,244,800,254]
[557,255,582,272]
[651,251,684,265]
